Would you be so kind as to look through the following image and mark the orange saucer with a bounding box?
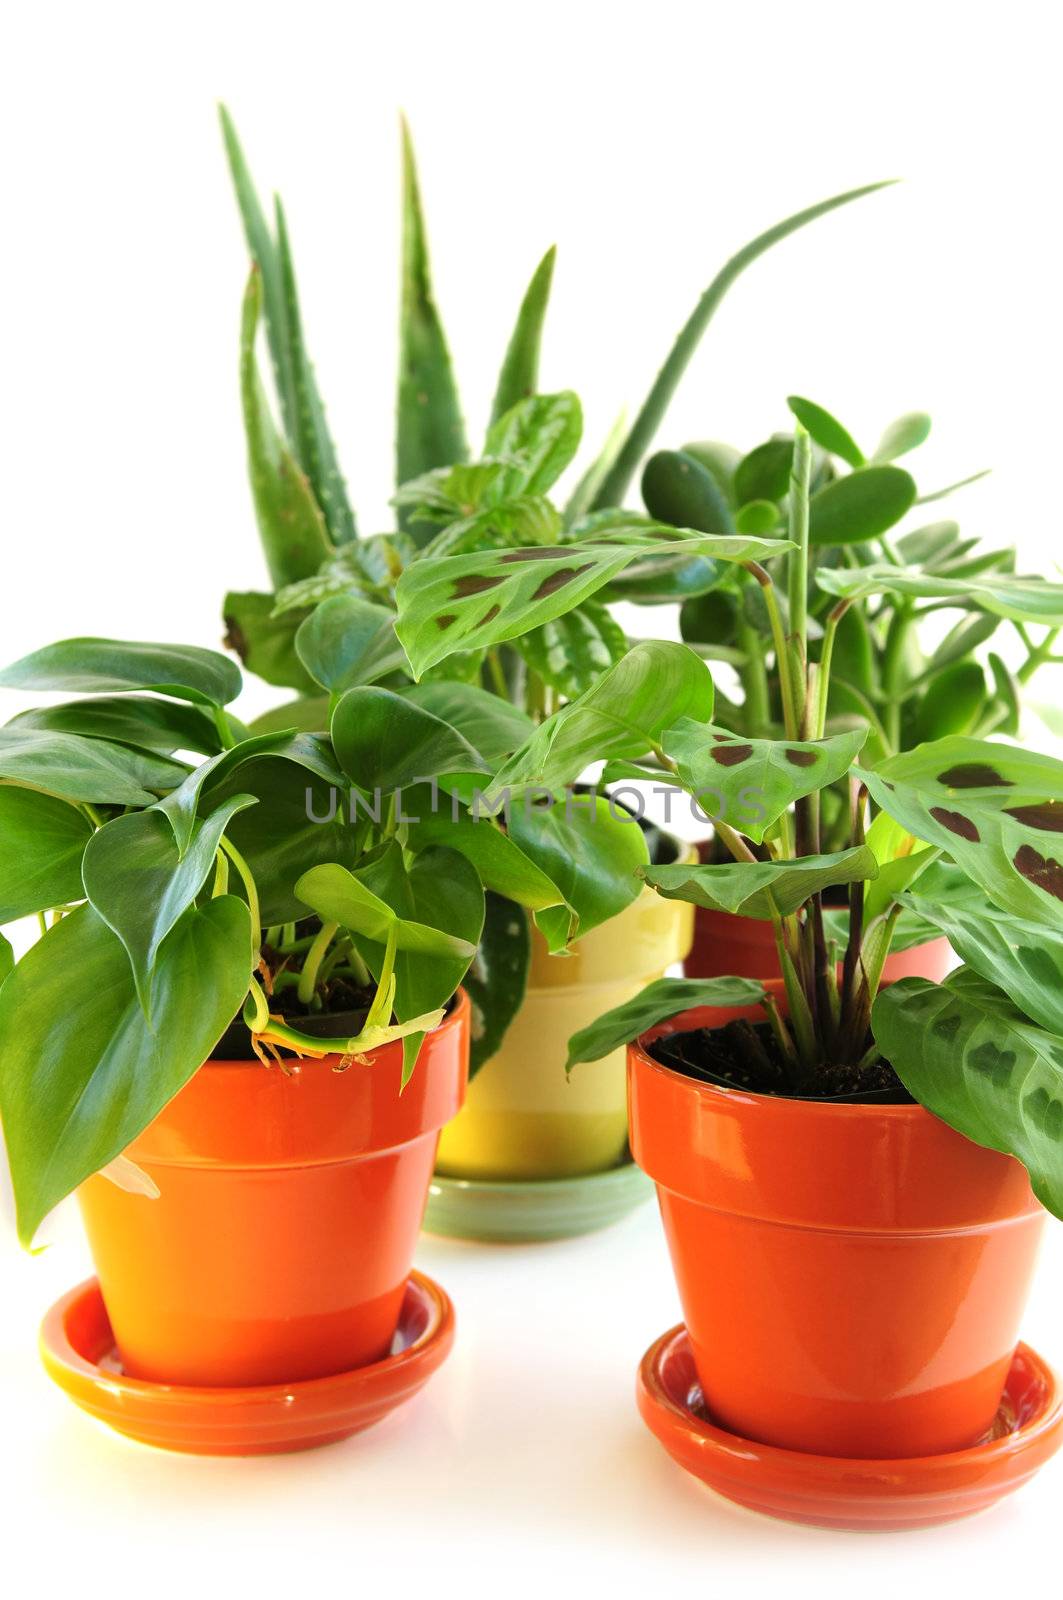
[41,1271,454,1456]
[637,1324,1063,1530]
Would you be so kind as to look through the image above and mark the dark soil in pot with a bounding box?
[649,1020,914,1105]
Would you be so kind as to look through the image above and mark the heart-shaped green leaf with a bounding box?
[331,686,489,793]
[508,794,649,950]
[873,970,1063,1220]
[0,728,187,807]
[0,638,242,707]
[566,975,766,1068]
[0,897,252,1246]
[223,591,317,694]
[402,792,563,911]
[0,789,92,924]
[294,860,479,959]
[398,682,533,762]
[295,595,406,693]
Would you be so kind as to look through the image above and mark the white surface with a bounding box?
[3,0,1063,1590]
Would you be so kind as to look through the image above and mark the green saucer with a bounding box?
[421,1159,654,1243]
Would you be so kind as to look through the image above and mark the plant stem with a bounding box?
[220,838,261,949]
[486,649,509,700]
[813,600,851,738]
[212,705,238,750]
[746,562,799,738]
[297,920,339,1006]
[737,621,770,735]
[1018,627,1060,685]
[787,424,812,726]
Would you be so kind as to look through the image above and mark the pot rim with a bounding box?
[200,985,470,1075]
[631,1004,931,1123]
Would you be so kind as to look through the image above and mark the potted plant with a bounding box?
[215,107,891,1235]
[561,427,1063,1523]
[0,634,494,1447]
[636,398,1055,986]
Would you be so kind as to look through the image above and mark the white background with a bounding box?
[2,2,1063,1593]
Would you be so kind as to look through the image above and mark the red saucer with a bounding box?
[41,1271,454,1456]
[637,1323,1063,1530]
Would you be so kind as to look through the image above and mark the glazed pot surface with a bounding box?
[629,1003,1044,1458]
[435,866,694,1181]
[77,992,469,1387]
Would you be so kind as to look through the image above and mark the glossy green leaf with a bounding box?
[861,738,1063,928]
[735,437,793,505]
[274,199,356,545]
[489,641,715,799]
[294,860,479,960]
[0,789,92,924]
[490,246,556,425]
[394,530,789,679]
[223,591,317,694]
[643,846,879,920]
[398,682,533,762]
[873,412,931,462]
[509,794,649,951]
[464,893,531,1076]
[485,392,582,498]
[0,897,252,1246]
[294,595,405,693]
[82,796,256,1013]
[815,564,1063,627]
[397,119,467,540]
[808,466,917,546]
[679,589,740,648]
[7,696,224,757]
[913,662,986,742]
[238,272,334,589]
[872,970,1063,1220]
[660,722,867,844]
[0,932,12,986]
[589,181,894,509]
[154,730,305,855]
[247,696,330,736]
[566,975,765,1068]
[0,728,187,807]
[331,686,488,792]
[828,605,876,696]
[0,638,241,708]
[517,603,627,698]
[642,449,735,535]
[680,441,742,505]
[734,500,780,535]
[787,397,863,467]
[403,794,563,910]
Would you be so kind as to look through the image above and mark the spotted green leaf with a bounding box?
[566,975,766,1068]
[901,893,1063,1035]
[643,846,879,920]
[484,392,582,498]
[873,969,1063,1220]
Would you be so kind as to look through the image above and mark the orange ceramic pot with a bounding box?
[76,991,469,1387]
[685,905,953,985]
[628,1002,1046,1459]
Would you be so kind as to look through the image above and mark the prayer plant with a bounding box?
[217,106,891,726]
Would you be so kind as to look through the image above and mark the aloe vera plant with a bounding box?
[218,108,889,722]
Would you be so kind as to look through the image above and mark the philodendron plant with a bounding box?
[218,105,890,722]
[542,427,1063,1219]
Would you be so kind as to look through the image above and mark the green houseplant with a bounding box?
[552,428,1063,1494]
[636,398,1059,980]
[215,107,892,1228]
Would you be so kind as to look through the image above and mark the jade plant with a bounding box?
[217,106,891,725]
[553,428,1063,1216]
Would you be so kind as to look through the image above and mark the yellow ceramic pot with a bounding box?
[435,852,695,1181]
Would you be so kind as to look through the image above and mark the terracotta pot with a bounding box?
[628,1002,1045,1459]
[685,904,953,985]
[76,991,469,1387]
[435,860,695,1181]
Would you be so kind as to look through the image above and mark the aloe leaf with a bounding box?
[239,273,334,588]
[589,181,894,509]
[218,105,298,438]
[490,246,556,426]
[273,199,357,543]
[397,118,467,540]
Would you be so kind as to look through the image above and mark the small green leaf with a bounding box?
[247,696,330,735]
[295,596,405,693]
[403,794,563,911]
[735,437,793,505]
[397,119,467,540]
[925,611,1001,676]
[0,789,92,924]
[643,846,879,920]
[913,662,986,742]
[484,392,582,499]
[661,721,868,845]
[566,975,765,1068]
[294,860,479,960]
[680,441,742,505]
[331,686,489,792]
[734,500,780,535]
[808,465,917,546]
[517,603,627,698]
[464,893,531,1076]
[873,970,1063,1220]
[873,412,931,462]
[642,449,735,536]
[0,638,241,707]
[490,246,556,425]
[787,396,863,467]
[0,898,252,1246]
